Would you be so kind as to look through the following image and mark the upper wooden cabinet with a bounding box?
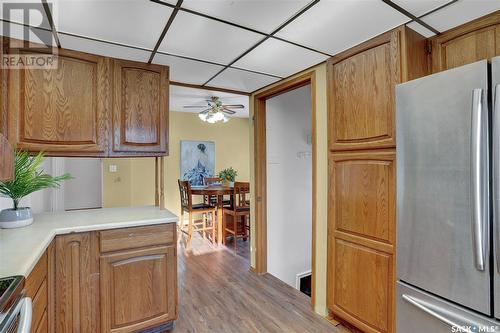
[431,11,500,73]
[2,37,169,157]
[328,27,428,151]
[0,133,13,181]
[7,48,111,156]
[111,60,169,156]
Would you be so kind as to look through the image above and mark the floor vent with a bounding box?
[296,271,312,297]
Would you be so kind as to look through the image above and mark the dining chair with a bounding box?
[178,180,217,247]
[203,177,231,207]
[223,181,250,252]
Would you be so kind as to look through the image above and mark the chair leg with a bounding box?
[202,213,206,239]
[212,211,216,244]
[187,212,193,248]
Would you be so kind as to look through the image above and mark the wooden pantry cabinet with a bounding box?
[430,11,500,73]
[27,223,177,333]
[2,37,169,157]
[327,27,428,152]
[327,26,428,333]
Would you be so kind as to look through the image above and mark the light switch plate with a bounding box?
[109,164,118,173]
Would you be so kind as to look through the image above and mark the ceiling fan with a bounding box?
[183,96,244,123]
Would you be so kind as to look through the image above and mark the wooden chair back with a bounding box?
[203,177,221,186]
[232,182,250,210]
[178,180,192,211]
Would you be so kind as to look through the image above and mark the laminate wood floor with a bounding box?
[170,232,348,333]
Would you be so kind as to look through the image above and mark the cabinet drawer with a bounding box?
[100,224,175,253]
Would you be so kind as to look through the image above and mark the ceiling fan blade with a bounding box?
[222,108,236,115]
[184,105,208,108]
[199,108,211,114]
[222,104,244,109]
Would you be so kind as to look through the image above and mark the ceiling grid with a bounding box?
[1,0,494,93]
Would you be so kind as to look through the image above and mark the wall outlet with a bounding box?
[109,164,118,173]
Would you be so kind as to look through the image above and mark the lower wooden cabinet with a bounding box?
[45,223,177,333]
[328,151,396,333]
[100,246,177,332]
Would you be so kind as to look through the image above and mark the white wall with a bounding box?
[64,158,102,210]
[0,157,103,213]
[266,84,312,289]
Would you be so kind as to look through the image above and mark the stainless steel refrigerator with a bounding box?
[396,57,500,332]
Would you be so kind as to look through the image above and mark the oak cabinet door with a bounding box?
[111,60,169,156]
[7,49,110,156]
[55,233,99,333]
[100,246,177,333]
[431,12,500,73]
[330,239,393,333]
[0,134,13,181]
[330,152,395,244]
[328,31,400,151]
[327,151,395,333]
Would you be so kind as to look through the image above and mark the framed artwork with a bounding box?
[180,140,215,185]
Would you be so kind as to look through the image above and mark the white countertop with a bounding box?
[0,206,178,277]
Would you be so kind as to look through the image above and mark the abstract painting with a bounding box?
[180,140,215,186]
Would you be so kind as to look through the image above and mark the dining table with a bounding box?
[190,185,233,245]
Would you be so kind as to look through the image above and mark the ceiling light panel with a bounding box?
[233,38,328,77]
[392,0,454,17]
[180,0,310,34]
[59,33,151,62]
[275,0,408,55]
[158,11,263,64]
[209,68,280,92]
[415,0,499,32]
[55,0,173,49]
[153,53,225,85]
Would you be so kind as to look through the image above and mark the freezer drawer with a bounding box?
[397,281,499,333]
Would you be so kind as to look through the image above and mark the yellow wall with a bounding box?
[102,111,251,218]
[249,63,328,316]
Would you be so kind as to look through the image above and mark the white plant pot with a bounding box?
[0,207,34,229]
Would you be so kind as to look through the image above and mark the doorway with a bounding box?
[265,84,312,291]
[253,72,316,307]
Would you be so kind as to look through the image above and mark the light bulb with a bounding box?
[199,113,207,121]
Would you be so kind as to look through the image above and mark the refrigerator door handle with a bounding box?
[402,294,461,328]
[494,84,500,273]
[471,88,488,272]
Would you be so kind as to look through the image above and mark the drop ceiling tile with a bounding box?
[275,0,408,55]
[0,0,51,29]
[0,20,55,46]
[153,52,225,85]
[55,0,173,49]
[233,38,328,77]
[406,21,436,38]
[418,0,500,33]
[158,11,262,64]
[181,0,310,34]
[209,68,279,92]
[170,85,249,117]
[59,33,151,62]
[392,0,454,17]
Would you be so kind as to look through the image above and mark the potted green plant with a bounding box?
[218,167,237,187]
[0,151,72,229]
